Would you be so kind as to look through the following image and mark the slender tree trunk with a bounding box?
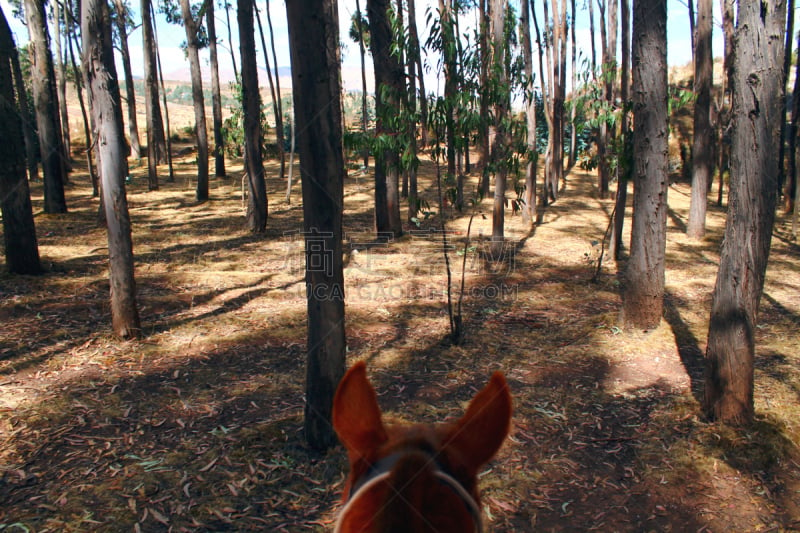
[438,0,459,209]
[0,5,41,275]
[52,0,71,160]
[238,0,267,232]
[478,0,490,189]
[533,0,553,207]
[10,24,38,182]
[406,0,419,222]
[368,0,404,237]
[782,0,797,212]
[112,0,142,160]
[687,0,713,239]
[520,0,537,225]
[490,0,509,256]
[355,0,370,169]
[66,10,99,196]
[151,5,175,183]
[265,1,285,182]
[180,0,209,202]
[82,0,141,339]
[24,0,67,213]
[207,0,225,178]
[787,24,800,216]
[609,0,631,260]
[623,0,668,330]
[407,0,426,147]
[568,0,576,169]
[224,1,238,80]
[704,0,786,425]
[286,0,347,452]
[141,0,166,178]
[254,2,281,173]
[717,0,735,206]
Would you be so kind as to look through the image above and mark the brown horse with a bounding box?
[332,362,512,532]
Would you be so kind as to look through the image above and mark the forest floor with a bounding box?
[1,145,800,532]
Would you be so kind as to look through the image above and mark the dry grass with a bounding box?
[0,143,799,532]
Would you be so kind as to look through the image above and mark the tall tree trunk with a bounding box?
[408,0,427,147]
[207,0,226,178]
[180,0,210,202]
[406,0,419,222]
[438,0,459,209]
[10,22,38,182]
[66,8,99,196]
[568,0,576,169]
[687,0,713,239]
[704,0,786,425]
[781,0,796,212]
[82,0,141,339]
[609,0,631,260]
[0,5,41,275]
[716,0,735,206]
[264,1,285,183]
[533,0,553,207]
[787,23,800,217]
[520,0,537,225]
[477,0,490,190]
[112,0,142,160]
[254,2,281,178]
[141,0,166,178]
[623,0,668,330]
[368,0,404,237]
[355,0,370,169]
[490,0,509,256]
[286,0,347,452]
[24,0,67,213]
[151,4,176,183]
[52,0,71,160]
[224,1,238,80]
[238,0,267,232]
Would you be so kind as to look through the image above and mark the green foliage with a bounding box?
[221,81,268,158]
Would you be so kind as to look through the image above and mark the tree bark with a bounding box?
[786,22,800,217]
[112,0,142,160]
[520,0,537,225]
[368,0,404,237]
[623,0,668,330]
[687,0,713,239]
[141,0,166,180]
[777,0,794,202]
[609,0,631,260]
[52,0,71,160]
[285,0,347,452]
[478,0,490,192]
[264,1,285,183]
[704,0,786,425]
[180,0,210,202]
[490,0,509,256]
[716,0,735,206]
[82,0,141,339]
[354,0,370,169]
[10,21,38,182]
[0,5,41,275]
[151,5,176,183]
[207,0,226,178]
[238,0,267,233]
[24,0,67,213]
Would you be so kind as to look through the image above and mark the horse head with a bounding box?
[332,362,512,532]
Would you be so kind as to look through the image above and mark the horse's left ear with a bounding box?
[444,371,512,475]
[333,362,388,465]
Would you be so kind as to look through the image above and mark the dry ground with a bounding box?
[1,145,799,532]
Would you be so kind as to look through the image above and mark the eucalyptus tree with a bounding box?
[82,0,142,338]
[206,0,225,178]
[286,0,347,451]
[238,0,267,232]
[23,0,68,213]
[0,4,41,275]
[141,0,167,187]
[704,0,787,425]
[112,0,142,160]
[622,0,668,330]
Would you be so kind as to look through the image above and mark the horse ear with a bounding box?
[333,362,388,463]
[445,372,512,474]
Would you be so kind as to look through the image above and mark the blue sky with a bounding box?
[0,0,790,92]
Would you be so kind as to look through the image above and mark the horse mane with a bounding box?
[332,362,512,533]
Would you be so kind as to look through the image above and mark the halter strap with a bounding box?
[334,451,483,533]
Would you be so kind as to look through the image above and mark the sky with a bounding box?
[0,0,789,94]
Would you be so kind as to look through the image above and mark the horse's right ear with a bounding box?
[333,362,388,464]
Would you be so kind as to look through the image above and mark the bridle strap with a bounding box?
[334,453,482,533]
